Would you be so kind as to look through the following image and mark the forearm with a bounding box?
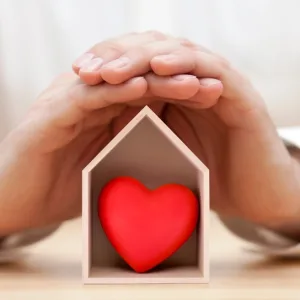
[0,137,31,235]
[0,139,61,252]
[0,130,54,235]
[266,148,300,241]
[220,136,300,255]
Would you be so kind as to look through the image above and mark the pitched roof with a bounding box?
[83,106,208,174]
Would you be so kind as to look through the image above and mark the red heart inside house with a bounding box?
[98,176,199,273]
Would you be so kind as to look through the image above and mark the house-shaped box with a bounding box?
[82,106,209,284]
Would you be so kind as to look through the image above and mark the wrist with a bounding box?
[266,221,300,241]
[261,157,300,241]
[0,135,37,235]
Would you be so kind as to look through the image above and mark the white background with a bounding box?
[1,0,300,139]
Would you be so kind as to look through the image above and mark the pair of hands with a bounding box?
[0,31,299,237]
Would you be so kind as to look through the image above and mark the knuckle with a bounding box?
[97,88,110,106]
[104,41,125,56]
[68,84,111,110]
[132,44,150,57]
[67,84,86,110]
[28,100,46,116]
[216,56,231,69]
[178,38,195,48]
[90,40,125,57]
[89,41,104,54]
[145,30,166,40]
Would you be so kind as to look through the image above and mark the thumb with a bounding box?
[187,78,223,109]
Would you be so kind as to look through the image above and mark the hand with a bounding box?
[0,32,221,234]
[73,31,300,236]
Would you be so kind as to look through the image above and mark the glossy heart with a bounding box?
[98,176,199,273]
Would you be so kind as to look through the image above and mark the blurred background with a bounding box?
[1,0,300,140]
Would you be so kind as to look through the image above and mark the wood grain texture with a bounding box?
[1,216,299,299]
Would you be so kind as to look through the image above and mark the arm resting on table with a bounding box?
[220,128,300,257]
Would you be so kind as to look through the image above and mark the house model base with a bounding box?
[82,106,210,284]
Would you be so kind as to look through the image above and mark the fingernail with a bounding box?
[73,53,95,68]
[103,57,130,69]
[199,78,221,87]
[80,57,103,72]
[154,54,177,62]
[173,74,196,81]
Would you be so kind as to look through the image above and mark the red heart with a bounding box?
[98,176,199,273]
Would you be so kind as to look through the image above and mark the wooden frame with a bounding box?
[82,106,209,284]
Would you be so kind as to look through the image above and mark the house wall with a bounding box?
[90,117,201,268]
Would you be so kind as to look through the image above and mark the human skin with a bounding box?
[0,31,299,239]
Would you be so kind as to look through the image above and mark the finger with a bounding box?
[187,78,223,109]
[150,49,195,76]
[46,77,147,128]
[177,37,215,54]
[50,72,79,86]
[82,104,126,131]
[100,40,182,85]
[162,78,223,110]
[151,50,261,112]
[145,73,200,99]
[151,49,224,79]
[72,31,169,85]
[36,72,80,101]
[73,33,145,72]
[145,73,223,108]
